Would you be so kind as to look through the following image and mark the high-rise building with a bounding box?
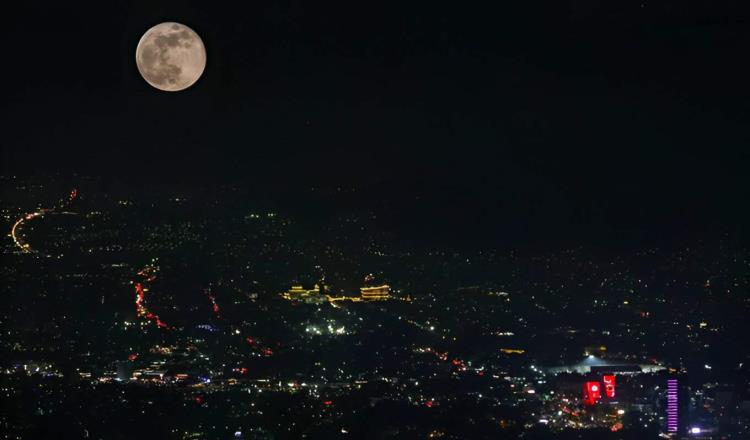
[667,378,679,435]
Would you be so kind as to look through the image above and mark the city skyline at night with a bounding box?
[3,2,750,439]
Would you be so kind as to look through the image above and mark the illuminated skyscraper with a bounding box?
[667,378,679,435]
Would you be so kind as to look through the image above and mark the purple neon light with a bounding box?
[667,379,678,433]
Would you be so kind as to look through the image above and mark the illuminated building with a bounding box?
[360,285,390,301]
[603,375,616,398]
[667,378,678,435]
[280,278,399,304]
[281,284,327,303]
[584,381,601,406]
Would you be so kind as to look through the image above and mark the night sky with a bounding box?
[2,1,750,247]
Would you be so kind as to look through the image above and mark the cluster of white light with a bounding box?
[305,324,347,335]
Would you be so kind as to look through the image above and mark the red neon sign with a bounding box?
[603,375,616,398]
[584,381,601,405]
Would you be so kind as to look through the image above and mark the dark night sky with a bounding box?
[2,1,750,247]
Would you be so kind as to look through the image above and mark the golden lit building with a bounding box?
[360,285,390,301]
[281,284,326,303]
[282,281,396,304]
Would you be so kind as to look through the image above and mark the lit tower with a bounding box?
[666,378,678,436]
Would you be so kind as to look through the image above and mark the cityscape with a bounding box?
[2,177,750,439]
[3,2,750,439]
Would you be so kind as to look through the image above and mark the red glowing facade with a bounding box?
[584,381,601,405]
[603,375,616,398]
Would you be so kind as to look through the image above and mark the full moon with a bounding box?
[135,22,206,92]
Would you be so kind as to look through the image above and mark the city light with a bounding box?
[4,184,746,438]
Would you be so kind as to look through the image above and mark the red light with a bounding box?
[128,353,139,361]
[206,289,220,317]
[451,358,466,369]
[603,375,616,398]
[134,279,172,330]
[323,400,333,406]
[584,381,601,405]
[425,401,434,408]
